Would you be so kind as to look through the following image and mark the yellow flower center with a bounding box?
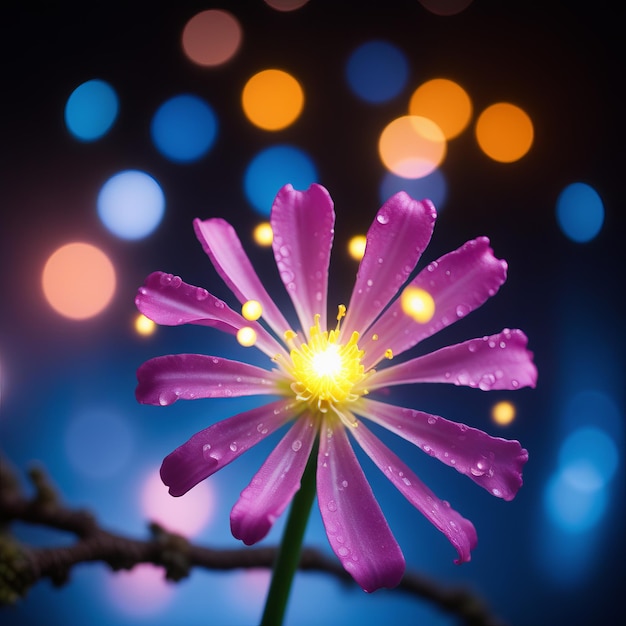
[287,306,367,413]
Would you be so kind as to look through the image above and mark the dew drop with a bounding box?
[427,416,437,425]
[170,275,182,288]
[338,546,349,557]
[456,304,470,318]
[327,500,337,512]
[291,439,302,452]
[195,288,209,301]
[376,213,390,225]
[511,379,520,388]
[492,488,502,497]
[366,279,373,287]
[229,442,238,452]
[213,300,225,309]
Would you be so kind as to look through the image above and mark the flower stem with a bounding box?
[260,441,318,626]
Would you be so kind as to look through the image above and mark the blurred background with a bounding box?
[1,1,623,624]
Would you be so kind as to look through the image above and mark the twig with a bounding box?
[0,457,505,626]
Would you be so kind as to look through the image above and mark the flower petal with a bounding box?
[363,237,507,368]
[136,354,285,406]
[317,415,405,592]
[356,398,528,501]
[230,412,318,545]
[193,217,291,340]
[160,398,304,497]
[270,184,334,336]
[343,193,437,337]
[136,271,285,359]
[349,417,477,564]
[369,329,537,391]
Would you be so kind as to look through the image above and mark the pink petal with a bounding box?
[160,398,304,497]
[230,413,318,545]
[317,415,405,592]
[342,193,437,337]
[363,237,507,368]
[369,329,537,391]
[136,272,285,359]
[193,218,291,341]
[136,354,285,406]
[270,184,334,336]
[349,418,477,564]
[356,398,529,501]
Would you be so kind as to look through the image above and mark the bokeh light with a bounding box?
[237,326,258,347]
[107,564,174,617]
[491,400,516,426]
[253,222,274,246]
[556,182,604,243]
[97,170,165,239]
[65,408,133,479]
[244,145,317,215]
[379,169,447,210]
[64,79,119,141]
[347,235,367,261]
[346,40,409,104]
[544,468,608,534]
[559,427,618,491]
[242,300,263,321]
[242,69,304,131]
[418,0,474,16]
[134,313,156,336]
[150,94,218,162]
[379,115,446,179]
[42,243,116,320]
[141,468,215,537]
[181,9,242,67]
[408,78,472,139]
[264,0,310,10]
[475,102,534,162]
[400,286,435,323]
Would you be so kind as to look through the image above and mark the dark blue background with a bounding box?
[1,2,623,625]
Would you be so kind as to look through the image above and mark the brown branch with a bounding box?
[0,458,505,626]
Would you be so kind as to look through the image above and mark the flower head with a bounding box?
[136,184,536,592]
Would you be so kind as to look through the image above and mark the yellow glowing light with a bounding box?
[492,400,516,426]
[242,300,263,321]
[290,313,365,410]
[242,69,304,131]
[181,10,242,67]
[401,286,435,323]
[253,222,273,246]
[347,235,367,260]
[311,344,342,378]
[475,102,534,163]
[42,242,116,320]
[237,326,257,347]
[409,78,472,140]
[378,115,446,179]
[135,314,156,336]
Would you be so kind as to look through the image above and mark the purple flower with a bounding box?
[136,184,536,592]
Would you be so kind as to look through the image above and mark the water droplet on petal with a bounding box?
[456,304,470,318]
[229,442,238,452]
[427,416,437,425]
[195,288,209,301]
[291,439,302,452]
[376,213,390,224]
[327,500,337,512]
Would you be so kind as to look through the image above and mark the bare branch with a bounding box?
[0,458,505,626]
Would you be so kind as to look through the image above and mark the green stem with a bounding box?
[260,440,318,626]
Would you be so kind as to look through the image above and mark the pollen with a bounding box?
[288,307,367,412]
